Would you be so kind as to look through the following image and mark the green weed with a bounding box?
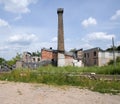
[0,65,120,94]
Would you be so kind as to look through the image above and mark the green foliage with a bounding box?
[106,45,120,51]
[108,60,114,65]
[108,56,120,66]
[0,65,120,94]
[116,57,120,62]
[32,51,41,56]
[7,60,15,66]
[0,57,6,65]
[69,48,76,52]
[117,45,120,51]
[92,80,120,94]
[106,47,116,51]
[7,53,21,66]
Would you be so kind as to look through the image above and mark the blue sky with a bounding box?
[0,0,120,60]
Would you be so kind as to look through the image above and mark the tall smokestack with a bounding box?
[57,8,64,52]
[57,8,65,67]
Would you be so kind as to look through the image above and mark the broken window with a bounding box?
[84,53,86,58]
[38,58,40,62]
[94,51,96,56]
[33,58,35,62]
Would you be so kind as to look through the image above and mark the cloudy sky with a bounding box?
[0,0,120,60]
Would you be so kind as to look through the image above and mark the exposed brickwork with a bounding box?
[41,48,73,61]
[41,50,52,60]
[84,48,99,66]
[41,49,57,60]
[41,48,75,66]
[57,8,64,52]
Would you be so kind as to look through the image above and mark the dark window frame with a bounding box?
[93,51,97,56]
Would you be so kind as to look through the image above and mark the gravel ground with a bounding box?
[0,81,120,104]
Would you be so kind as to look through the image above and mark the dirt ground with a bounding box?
[0,81,120,104]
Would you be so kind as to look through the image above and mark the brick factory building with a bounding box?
[41,48,78,66]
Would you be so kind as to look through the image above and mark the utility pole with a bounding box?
[112,37,116,69]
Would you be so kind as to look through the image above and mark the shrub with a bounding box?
[108,56,120,65]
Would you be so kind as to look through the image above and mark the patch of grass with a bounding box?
[0,65,120,94]
[35,63,120,75]
[91,80,120,94]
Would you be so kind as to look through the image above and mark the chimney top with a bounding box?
[57,8,64,14]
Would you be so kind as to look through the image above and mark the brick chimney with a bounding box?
[57,8,64,52]
[57,8,65,66]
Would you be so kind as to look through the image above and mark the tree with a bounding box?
[69,48,76,52]
[0,58,6,65]
[106,45,120,51]
[106,46,117,51]
[108,56,120,65]
[32,51,41,56]
[117,45,120,51]
[7,53,21,66]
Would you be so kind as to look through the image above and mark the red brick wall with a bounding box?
[41,49,73,61]
[41,50,57,60]
[41,50,53,60]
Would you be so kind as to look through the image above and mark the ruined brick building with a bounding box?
[41,48,79,66]
[84,47,120,66]
[16,8,120,68]
[40,8,83,67]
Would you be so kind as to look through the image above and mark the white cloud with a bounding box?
[111,10,120,20]
[8,34,38,45]
[81,17,97,27]
[51,37,57,42]
[0,0,37,14]
[117,41,120,46]
[80,32,116,50]
[14,15,22,21]
[0,45,8,51]
[81,43,93,49]
[86,32,115,41]
[0,18,9,27]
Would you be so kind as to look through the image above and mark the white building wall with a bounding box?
[57,53,65,67]
[65,59,73,66]
[22,52,32,63]
[98,52,120,66]
[32,56,41,62]
[73,59,83,67]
